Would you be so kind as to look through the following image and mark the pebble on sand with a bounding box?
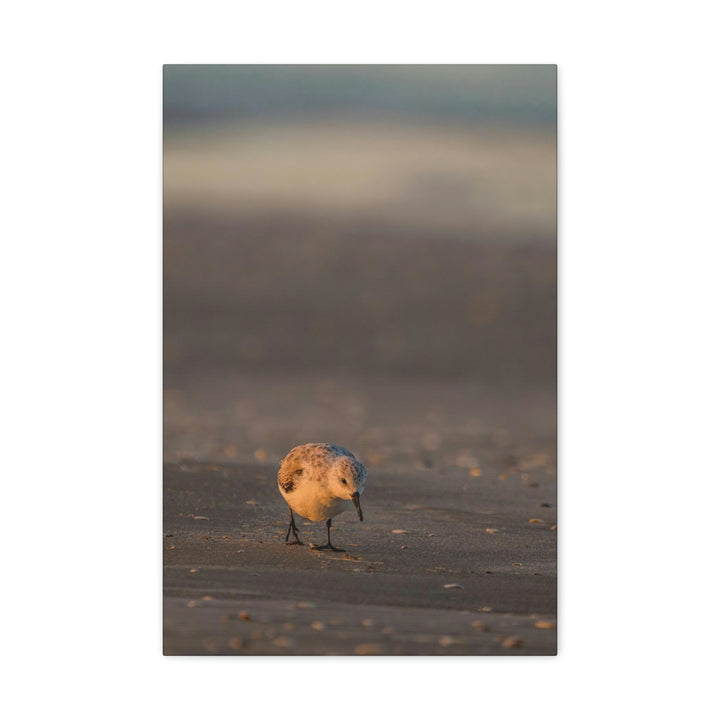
[194,516,210,521]
[486,528,499,534]
[391,529,408,534]
[311,621,326,631]
[228,637,244,650]
[470,468,483,477]
[528,518,544,523]
[238,612,251,621]
[535,621,556,629]
[501,636,525,649]
[443,583,464,589]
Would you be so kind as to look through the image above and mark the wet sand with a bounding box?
[163,406,556,655]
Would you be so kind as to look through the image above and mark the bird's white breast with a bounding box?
[282,482,352,522]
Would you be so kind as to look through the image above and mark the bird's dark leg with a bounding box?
[311,518,344,552]
[285,508,303,545]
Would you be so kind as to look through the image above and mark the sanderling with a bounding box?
[278,443,367,551]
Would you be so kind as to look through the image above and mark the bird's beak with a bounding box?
[351,492,363,521]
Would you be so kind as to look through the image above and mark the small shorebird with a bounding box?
[277,443,366,551]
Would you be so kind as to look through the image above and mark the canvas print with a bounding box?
[163,65,557,655]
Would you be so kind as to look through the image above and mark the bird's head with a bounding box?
[329,457,367,521]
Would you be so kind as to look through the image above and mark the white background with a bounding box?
[2,2,719,718]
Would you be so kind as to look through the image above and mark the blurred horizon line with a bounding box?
[164,64,556,129]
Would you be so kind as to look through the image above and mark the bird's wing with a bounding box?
[278,453,306,493]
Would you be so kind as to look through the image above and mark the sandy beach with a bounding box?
[163,99,557,655]
[163,375,556,656]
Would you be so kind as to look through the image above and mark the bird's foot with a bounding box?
[310,543,345,552]
[285,539,304,546]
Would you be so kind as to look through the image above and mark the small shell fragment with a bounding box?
[443,583,464,589]
[529,518,544,523]
[194,516,210,521]
[311,621,326,631]
[391,529,408,534]
[501,636,525,648]
[535,620,556,629]
[486,528,499,534]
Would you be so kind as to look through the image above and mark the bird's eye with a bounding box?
[341,478,347,484]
